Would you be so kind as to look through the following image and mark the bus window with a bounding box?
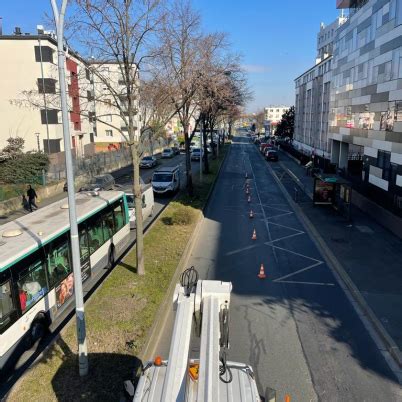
[79,226,90,263]
[0,280,16,333]
[87,214,104,253]
[102,210,115,241]
[17,259,48,314]
[113,200,125,232]
[47,237,71,287]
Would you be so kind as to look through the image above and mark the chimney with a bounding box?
[14,27,22,35]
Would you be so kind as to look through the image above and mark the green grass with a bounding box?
[8,146,228,402]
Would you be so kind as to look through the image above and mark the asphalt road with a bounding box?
[0,152,200,399]
[156,136,402,401]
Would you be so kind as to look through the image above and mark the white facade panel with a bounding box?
[391,152,402,164]
[369,174,389,191]
[364,146,378,158]
[372,139,393,151]
[396,174,402,187]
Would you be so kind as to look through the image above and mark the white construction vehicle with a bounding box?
[124,268,276,401]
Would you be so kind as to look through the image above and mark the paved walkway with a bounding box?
[277,148,402,360]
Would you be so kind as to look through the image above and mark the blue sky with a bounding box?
[2,0,338,112]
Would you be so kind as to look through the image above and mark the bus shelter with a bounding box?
[313,174,352,221]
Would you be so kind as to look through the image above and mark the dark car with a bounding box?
[171,146,180,155]
[79,174,115,192]
[140,156,157,168]
[265,150,278,162]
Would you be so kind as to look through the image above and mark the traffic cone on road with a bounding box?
[246,187,250,195]
[257,263,266,279]
[251,229,257,240]
[248,195,251,203]
[249,210,254,219]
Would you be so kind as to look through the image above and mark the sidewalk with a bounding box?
[277,149,402,365]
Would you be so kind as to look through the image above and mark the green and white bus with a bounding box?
[0,191,130,374]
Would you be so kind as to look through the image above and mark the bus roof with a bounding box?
[0,191,124,272]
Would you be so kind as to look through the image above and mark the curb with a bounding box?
[140,146,230,361]
[264,155,402,369]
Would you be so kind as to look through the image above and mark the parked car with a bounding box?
[151,165,181,195]
[265,150,279,162]
[191,148,204,161]
[162,148,175,158]
[260,143,270,153]
[126,185,155,229]
[140,156,157,168]
[171,146,180,155]
[79,174,115,192]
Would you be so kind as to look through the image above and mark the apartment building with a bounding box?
[0,26,139,157]
[330,0,402,205]
[294,16,347,161]
[264,105,289,134]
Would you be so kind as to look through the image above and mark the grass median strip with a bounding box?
[8,146,228,402]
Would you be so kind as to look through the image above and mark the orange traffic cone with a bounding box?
[249,210,254,219]
[248,195,251,203]
[258,263,266,279]
[285,396,291,402]
[252,229,257,240]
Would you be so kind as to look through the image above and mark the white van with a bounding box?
[151,166,181,195]
[126,183,155,229]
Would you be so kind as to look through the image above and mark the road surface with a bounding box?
[156,136,402,401]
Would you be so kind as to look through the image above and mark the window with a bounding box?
[106,130,113,137]
[102,210,115,240]
[79,226,90,263]
[105,115,112,122]
[17,259,48,313]
[47,235,71,287]
[113,200,125,232]
[87,90,94,101]
[87,214,105,253]
[0,279,16,333]
[85,68,91,81]
[37,78,56,94]
[377,150,391,170]
[41,109,59,124]
[34,46,54,63]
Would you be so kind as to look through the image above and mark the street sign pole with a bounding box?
[50,0,88,376]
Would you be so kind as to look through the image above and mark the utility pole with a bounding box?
[50,0,88,376]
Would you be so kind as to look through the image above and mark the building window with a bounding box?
[106,130,113,137]
[40,109,59,124]
[34,46,54,63]
[37,78,56,94]
[105,114,112,122]
[377,150,391,171]
[87,90,94,101]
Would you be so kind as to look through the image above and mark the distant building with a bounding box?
[294,15,346,162]
[264,105,289,134]
[0,25,140,157]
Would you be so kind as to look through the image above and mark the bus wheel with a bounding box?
[107,245,115,270]
[25,315,48,349]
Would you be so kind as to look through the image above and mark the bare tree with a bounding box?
[69,0,164,275]
[155,0,207,195]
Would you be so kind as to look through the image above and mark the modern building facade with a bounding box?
[264,105,289,134]
[0,25,139,157]
[330,0,402,206]
[294,16,347,161]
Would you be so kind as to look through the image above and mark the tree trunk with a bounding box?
[130,143,145,275]
[210,128,216,159]
[184,127,193,196]
[203,120,209,174]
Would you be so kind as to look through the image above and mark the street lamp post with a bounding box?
[50,0,88,376]
[35,133,40,152]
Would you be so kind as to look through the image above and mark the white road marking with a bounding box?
[272,261,323,283]
[225,244,259,256]
[275,280,335,286]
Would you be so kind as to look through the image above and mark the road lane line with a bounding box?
[275,280,335,286]
[272,261,323,282]
[225,244,259,256]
